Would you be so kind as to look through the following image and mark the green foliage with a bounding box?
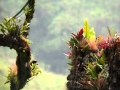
[30,61,41,77]
[86,54,107,81]
[20,23,30,36]
[24,6,32,16]
[0,17,18,34]
[86,62,98,79]
[0,17,30,37]
[98,52,105,65]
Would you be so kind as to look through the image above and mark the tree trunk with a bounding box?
[105,42,120,90]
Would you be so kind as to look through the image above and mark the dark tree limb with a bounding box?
[0,34,31,89]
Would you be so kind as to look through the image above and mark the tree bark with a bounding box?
[105,42,120,90]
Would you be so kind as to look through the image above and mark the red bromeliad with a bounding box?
[71,28,83,39]
[77,28,84,38]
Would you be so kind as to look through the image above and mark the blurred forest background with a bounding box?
[0,0,120,90]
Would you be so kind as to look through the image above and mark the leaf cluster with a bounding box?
[0,17,30,37]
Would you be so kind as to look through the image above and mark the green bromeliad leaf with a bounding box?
[69,38,78,47]
[86,63,98,79]
[98,52,105,65]
[83,19,96,41]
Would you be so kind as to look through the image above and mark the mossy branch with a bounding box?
[0,0,38,90]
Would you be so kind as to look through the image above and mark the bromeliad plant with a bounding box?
[66,19,120,90]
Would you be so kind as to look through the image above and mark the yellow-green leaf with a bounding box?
[83,19,96,41]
